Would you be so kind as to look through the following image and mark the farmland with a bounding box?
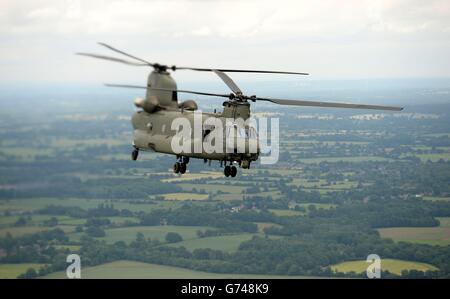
[0,263,46,279]
[331,259,438,276]
[377,217,450,246]
[1,94,450,278]
[43,260,314,279]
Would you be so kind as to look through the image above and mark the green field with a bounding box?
[331,259,438,275]
[0,226,57,237]
[212,194,244,201]
[0,215,74,227]
[0,263,45,279]
[53,245,82,251]
[422,196,450,202]
[70,225,213,244]
[296,203,337,210]
[416,153,450,162]
[268,204,335,217]
[168,233,257,252]
[378,217,450,246]
[0,198,186,214]
[299,156,392,164]
[268,209,304,217]
[161,171,223,183]
[178,183,247,194]
[160,193,209,201]
[289,179,358,190]
[42,260,314,279]
[255,222,282,233]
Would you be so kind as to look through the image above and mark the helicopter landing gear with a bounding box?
[173,162,187,174]
[174,157,188,174]
[131,148,139,161]
[223,163,237,177]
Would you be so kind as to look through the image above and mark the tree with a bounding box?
[18,268,38,279]
[165,232,183,243]
[85,226,106,237]
[14,217,28,227]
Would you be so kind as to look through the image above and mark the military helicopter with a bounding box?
[77,43,403,177]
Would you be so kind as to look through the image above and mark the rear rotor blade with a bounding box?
[256,97,403,111]
[77,53,148,66]
[98,42,154,66]
[212,70,242,95]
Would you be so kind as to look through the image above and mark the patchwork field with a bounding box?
[331,259,438,275]
[422,196,450,202]
[0,198,186,214]
[268,209,304,217]
[161,171,224,183]
[0,226,60,237]
[296,156,392,164]
[69,225,213,244]
[168,233,257,252]
[178,183,247,194]
[377,217,450,246]
[161,193,209,201]
[0,263,46,279]
[42,260,314,279]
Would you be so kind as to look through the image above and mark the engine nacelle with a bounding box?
[179,100,198,111]
[134,96,160,113]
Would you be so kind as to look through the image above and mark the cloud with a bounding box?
[1,0,448,38]
[0,0,449,82]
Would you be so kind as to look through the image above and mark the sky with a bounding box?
[1,0,450,84]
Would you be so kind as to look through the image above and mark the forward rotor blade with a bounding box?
[152,87,230,98]
[76,53,148,66]
[175,67,309,75]
[212,70,242,95]
[256,97,403,111]
[104,83,148,89]
[98,42,154,66]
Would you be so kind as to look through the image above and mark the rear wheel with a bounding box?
[230,166,237,177]
[179,163,187,174]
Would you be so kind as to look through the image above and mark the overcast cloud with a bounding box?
[0,0,449,83]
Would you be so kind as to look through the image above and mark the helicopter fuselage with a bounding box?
[131,107,260,167]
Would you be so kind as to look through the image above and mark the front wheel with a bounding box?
[131,149,139,161]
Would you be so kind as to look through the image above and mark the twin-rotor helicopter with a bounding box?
[78,43,403,177]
